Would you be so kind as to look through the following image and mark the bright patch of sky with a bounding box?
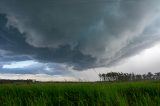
[0,73,78,82]
[70,43,160,81]
[2,60,38,69]
[1,43,160,81]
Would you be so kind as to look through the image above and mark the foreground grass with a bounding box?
[0,81,160,106]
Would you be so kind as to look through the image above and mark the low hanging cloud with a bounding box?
[0,0,160,70]
[0,14,96,70]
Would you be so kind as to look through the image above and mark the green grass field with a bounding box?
[0,81,160,106]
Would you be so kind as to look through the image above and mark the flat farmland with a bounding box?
[0,81,160,106]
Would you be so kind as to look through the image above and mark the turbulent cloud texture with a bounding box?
[0,0,160,70]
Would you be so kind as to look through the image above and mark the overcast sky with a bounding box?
[0,0,160,81]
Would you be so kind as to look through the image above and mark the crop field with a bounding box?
[0,81,160,106]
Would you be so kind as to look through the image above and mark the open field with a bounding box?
[0,81,160,106]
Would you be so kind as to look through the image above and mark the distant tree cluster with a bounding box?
[0,79,36,84]
[98,72,160,82]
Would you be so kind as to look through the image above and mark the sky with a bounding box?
[0,0,160,81]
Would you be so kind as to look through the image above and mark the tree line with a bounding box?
[98,72,160,82]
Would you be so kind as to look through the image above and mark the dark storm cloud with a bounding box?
[0,0,160,70]
[0,14,96,70]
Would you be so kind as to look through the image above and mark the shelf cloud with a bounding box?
[0,0,160,70]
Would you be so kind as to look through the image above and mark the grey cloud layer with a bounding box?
[0,0,160,70]
[0,14,96,70]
